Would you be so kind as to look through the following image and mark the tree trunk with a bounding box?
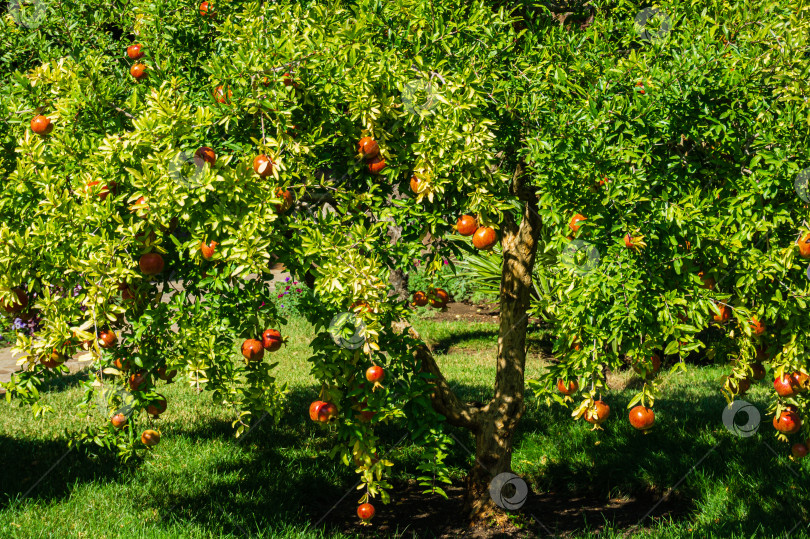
[401,162,542,523]
[463,166,542,521]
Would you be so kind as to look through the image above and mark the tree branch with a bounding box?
[392,321,480,430]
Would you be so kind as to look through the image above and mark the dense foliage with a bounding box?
[1,0,809,521]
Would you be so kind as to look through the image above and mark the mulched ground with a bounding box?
[323,479,691,538]
[430,301,501,324]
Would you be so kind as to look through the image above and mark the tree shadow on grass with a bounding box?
[0,434,124,509]
[134,385,810,538]
[514,388,809,537]
[1,379,807,538]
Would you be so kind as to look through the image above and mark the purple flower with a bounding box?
[285,276,291,282]
[260,302,266,308]
[12,318,25,330]
[443,259,449,265]
[280,304,284,308]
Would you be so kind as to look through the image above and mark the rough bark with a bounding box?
[464,162,542,521]
[397,162,543,523]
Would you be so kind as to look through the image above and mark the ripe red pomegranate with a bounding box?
[569,213,586,233]
[628,406,655,430]
[773,410,801,434]
[127,44,144,60]
[586,400,610,425]
[146,395,167,417]
[797,233,810,259]
[141,429,160,447]
[41,352,66,369]
[30,115,52,135]
[139,253,165,275]
[729,377,751,395]
[357,502,375,521]
[112,357,130,371]
[253,154,274,177]
[157,366,177,382]
[351,301,371,314]
[792,443,808,459]
[412,291,428,307]
[214,85,231,103]
[457,215,478,236]
[119,283,137,302]
[129,372,148,391]
[195,146,216,166]
[791,371,809,392]
[111,413,127,429]
[357,137,380,160]
[409,176,421,194]
[429,288,449,308]
[276,188,294,213]
[367,156,386,174]
[86,180,116,200]
[200,240,217,260]
[699,271,716,290]
[358,410,376,422]
[309,400,326,421]
[366,366,385,383]
[774,375,796,397]
[472,226,497,250]
[309,401,337,423]
[750,317,765,336]
[261,329,283,352]
[556,379,578,395]
[712,303,731,323]
[241,339,265,362]
[130,63,147,80]
[632,354,662,376]
[130,196,149,218]
[98,329,117,349]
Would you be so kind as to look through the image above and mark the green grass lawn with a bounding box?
[0,316,808,538]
